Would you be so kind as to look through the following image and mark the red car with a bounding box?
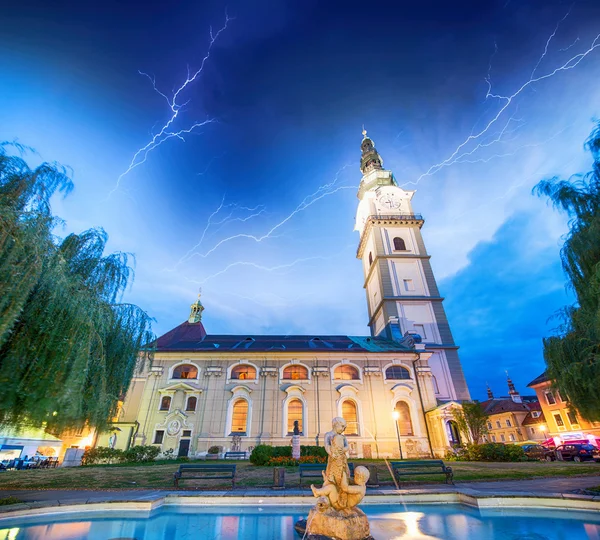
[545,444,600,462]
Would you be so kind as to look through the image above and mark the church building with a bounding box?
[100,132,470,458]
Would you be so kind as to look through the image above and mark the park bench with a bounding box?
[224,451,247,460]
[298,463,356,487]
[173,464,236,488]
[390,460,454,485]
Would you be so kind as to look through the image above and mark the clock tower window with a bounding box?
[393,237,406,251]
[368,252,373,267]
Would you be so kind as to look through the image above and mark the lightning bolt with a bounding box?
[186,245,355,286]
[402,18,600,188]
[106,13,232,199]
[176,164,353,264]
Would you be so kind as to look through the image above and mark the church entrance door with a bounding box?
[178,439,190,457]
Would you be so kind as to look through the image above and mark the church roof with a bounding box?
[152,327,413,353]
[479,398,531,415]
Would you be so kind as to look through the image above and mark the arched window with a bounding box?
[231,364,256,380]
[173,364,198,379]
[394,401,413,436]
[368,252,373,266]
[342,400,358,435]
[283,365,309,380]
[393,237,407,251]
[334,365,360,381]
[186,396,197,412]
[287,399,303,434]
[231,399,248,434]
[447,420,461,446]
[159,396,171,411]
[385,365,411,380]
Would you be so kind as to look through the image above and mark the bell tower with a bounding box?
[355,130,470,401]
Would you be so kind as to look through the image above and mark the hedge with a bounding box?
[445,443,526,462]
[250,444,327,466]
[81,445,160,465]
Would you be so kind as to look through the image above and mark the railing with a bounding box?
[368,213,423,221]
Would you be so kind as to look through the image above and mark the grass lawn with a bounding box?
[0,460,597,491]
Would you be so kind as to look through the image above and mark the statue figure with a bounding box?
[293,420,300,435]
[295,417,372,540]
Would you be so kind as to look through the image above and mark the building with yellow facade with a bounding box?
[528,372,600,446]
[98,132,471,458]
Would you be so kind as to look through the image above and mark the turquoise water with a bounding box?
[0,504,599,539]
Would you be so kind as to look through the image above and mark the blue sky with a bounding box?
[1,0,600,399]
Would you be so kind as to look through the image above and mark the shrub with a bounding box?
[266,455,327,466]
[300,445,327,458]
[81,447,126,465]
[0,497,22,506]
[208,446,221,455]
[250,444,325,465]
[122,445,160,463]
[445,443,525,462]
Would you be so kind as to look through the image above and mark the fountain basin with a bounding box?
[0,497,599,539]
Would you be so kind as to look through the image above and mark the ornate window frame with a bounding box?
[280,361,311,383]
[225,385,253,437]
[281,385,307,437]
[226,360,260,384]
[335,384,364,437]
[331,360,363,384]
[382,360,413,383]
[168,361,201,382]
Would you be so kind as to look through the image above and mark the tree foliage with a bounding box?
[452,402,488,444]
[534,123,600,421]
[0,143,154,431]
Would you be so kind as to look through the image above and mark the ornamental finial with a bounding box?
[362,125,367,138]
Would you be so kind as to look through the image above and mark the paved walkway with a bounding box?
[1,475,598,504]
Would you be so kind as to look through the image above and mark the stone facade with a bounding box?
[107,132,471,459]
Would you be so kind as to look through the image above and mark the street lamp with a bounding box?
[392,410,403,460]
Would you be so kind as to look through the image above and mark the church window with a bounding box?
[403,279,415,292]
[153,430,164,444]
[334,365,360,380]
[287,399,303,435]
[231,364,257,380]
[385,365,410,380]
[186,396,197,412]
[393,237,406,251]
[159,396,171,411]
[368,252,373,266]
[342,400,359,435]
[231,399,249,434]
[432,375,440,394]
[182,430,191,437]
[283,365,309,380]
[394,401,413,436]
[173,364,198,379]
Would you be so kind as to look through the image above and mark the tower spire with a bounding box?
[359,128,384,175]
[188,292,205,323]
[506,371,522,403]
[486,383,494,400]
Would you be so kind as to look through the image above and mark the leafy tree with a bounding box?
[0,143,154,431]
[534,123,600,421]
[452,402,488,444]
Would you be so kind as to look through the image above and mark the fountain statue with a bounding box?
[295,417,373,540]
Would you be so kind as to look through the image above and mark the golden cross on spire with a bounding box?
[362,124,367,138]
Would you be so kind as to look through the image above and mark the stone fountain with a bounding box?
[295,417,373,540]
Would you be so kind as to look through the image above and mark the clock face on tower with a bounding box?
[378,193,401,210]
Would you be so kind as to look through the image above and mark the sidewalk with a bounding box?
[1,475,598,504]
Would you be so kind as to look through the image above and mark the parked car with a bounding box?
[545,444,600,462]
[521,444,546,460]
